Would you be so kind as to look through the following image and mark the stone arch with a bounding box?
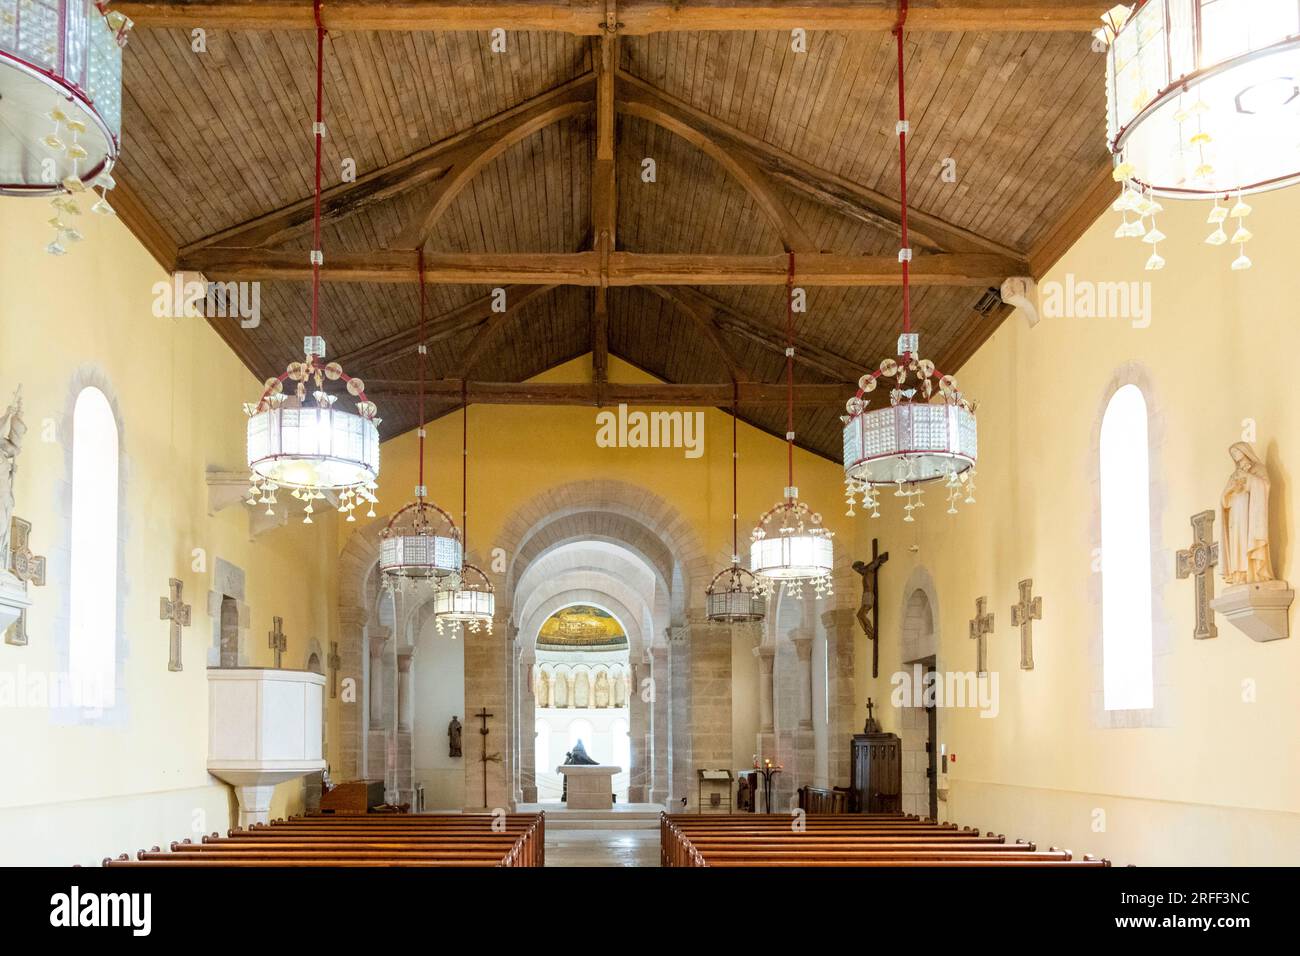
[898,565,940,665]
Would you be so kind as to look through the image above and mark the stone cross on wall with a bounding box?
[268,616,287,668]
[159,578,191,672]
[5,516,45,647]
[1010,578,1043,670]
[1176,510,1219,641]
[968,596,994,676]
[328,640,342,698]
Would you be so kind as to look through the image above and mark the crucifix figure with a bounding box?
[268,616,287,668]
[327,640,342,698]
[852,539,890,678]
[1010,579,1043,670]
[159,578,191,672]
[1176,510,1219,640]
[5,516,45,647]
[968,596,994,676]
[474,707,501,807]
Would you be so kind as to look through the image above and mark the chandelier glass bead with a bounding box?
[0,1,131,252]
[433,564,495,636]
[1100,1,1300,270]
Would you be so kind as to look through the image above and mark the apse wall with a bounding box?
[856,183,1300,865]
[0,199,339,865]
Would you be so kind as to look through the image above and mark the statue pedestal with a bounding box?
[0,569,32,637]
[557,765,621,810]
[1211,580,1293,643]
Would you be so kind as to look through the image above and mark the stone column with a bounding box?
[754,644,776,735]
[519,643,537,803]
[394,646,415,804]
[687,613,734,812]
[366,625,391,782]
[791,634,814,731]
[626,653,649,803]
[396,647,415,733]
[649,645,669,805]
[464,624,511,811]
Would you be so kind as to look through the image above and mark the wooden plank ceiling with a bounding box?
[111,5,1112,460]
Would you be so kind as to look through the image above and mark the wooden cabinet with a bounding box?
[849,733,901,814]
[318,779,385,814]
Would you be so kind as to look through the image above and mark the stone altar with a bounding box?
[557,765,622,810]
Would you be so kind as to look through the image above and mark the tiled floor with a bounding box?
[545,828,660,867]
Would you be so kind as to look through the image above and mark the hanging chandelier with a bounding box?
[706,395,766,624]
[379,251,463,586]
[842,8,978,523]
[1099,1,1300,272]
[0,0,131,254]
[244,1,379,523]
[749,255,834,602]
[434,399,494,635]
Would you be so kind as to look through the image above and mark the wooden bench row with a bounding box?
[661,813,1110,868]
[102,812,545,868]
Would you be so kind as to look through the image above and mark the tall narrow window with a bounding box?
[1100,384,1153,710]
[69,387,119,709]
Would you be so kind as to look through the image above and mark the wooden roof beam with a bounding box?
[644,286,746,385]
[366,379,852,406]
[117,2,1114,34]
[179,249,1025,287]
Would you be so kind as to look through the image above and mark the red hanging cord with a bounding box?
[416,250,426,496]
[731,386,739,562]
[461,386,469,552]
[894,0,912,338]
[311,0,325,342]
[785,252,795,497]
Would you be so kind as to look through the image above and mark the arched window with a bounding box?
[610,717,630,772]
[535,720,552,776]
[68,386,119,709]
[566,718,594,752]
[1100,384,1153,711]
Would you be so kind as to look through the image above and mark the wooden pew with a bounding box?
[660,813,1110,868]
[103,812,545,868]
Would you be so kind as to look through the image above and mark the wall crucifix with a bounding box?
[328,640,342,698]
[1010,579,1043,670]
[968,596,994,676]
[159,578,191,672]
[852,539,890,678]
[1175,510,1219,641]
[5,516,45,646]
[268,616,287,668]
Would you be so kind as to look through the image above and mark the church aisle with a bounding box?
[545,829,660,867]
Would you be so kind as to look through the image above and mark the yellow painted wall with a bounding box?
[856,183,1300,865]
[0,198,337,865]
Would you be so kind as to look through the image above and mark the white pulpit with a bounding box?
[207,668,326,827]
[558,765,622,810]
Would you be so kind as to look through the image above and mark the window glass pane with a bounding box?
[1100,384,1154,711]
[69,387,119,709]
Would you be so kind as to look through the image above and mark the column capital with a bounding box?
[396,646,415,672]
[790,635,814,662]
[820,606,858,631]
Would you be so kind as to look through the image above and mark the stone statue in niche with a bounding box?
[1220,442,1273,585]
[448,715,463,758]
[0,388,32,637]
[593,670,610,708]
[1210,441,1293,642]
[0,387,26,563]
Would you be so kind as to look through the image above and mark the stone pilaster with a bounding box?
[464,628,512,811]
[668,625,692,808]
[336,606,366,780]
[365,625,391,782]
[791,635,814,731]
[822,606,857,787]
[649,645,669,805]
